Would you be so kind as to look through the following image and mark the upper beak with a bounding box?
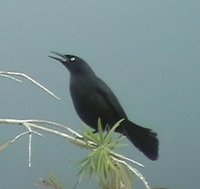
[48,51,68,62]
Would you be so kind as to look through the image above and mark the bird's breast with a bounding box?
[69,75,125,129]
[69,76,102,128]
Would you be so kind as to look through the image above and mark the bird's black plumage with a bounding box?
[49,52,159,160]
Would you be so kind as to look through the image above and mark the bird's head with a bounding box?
[49,51,94,75]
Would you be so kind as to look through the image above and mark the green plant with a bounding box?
[75,119,148,189]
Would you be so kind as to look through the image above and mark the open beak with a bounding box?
[48,51,68,63]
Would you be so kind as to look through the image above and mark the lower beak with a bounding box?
[48,51,68,62]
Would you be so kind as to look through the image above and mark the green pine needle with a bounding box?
[76,119,136,189]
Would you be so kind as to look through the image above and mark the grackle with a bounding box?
[49,52,159,160]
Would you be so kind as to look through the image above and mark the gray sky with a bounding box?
[0,1,200,189]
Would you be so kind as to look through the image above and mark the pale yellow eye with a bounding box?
[70,57,75,62]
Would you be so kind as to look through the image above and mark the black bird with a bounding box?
[49,52,159,160]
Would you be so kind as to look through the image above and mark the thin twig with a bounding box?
[0,74,22,82]
[112,157,150,189]
[10,131,30,143]
[110,151,144,167]
[23,123,33,167]
[25,119,83,138]
[0,71,60,100]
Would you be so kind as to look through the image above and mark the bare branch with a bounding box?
[110,151,144,167]
[112,157,150,189]
[0,74,22,82]
[25,119,83,138]
[0,71,60,100]
[0,118,84,145]
[10,131,30,143]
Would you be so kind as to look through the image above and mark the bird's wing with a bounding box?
[95,77,127,119]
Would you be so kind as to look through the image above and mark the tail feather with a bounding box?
[124,120,159,160]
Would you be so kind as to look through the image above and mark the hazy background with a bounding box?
[0,1,199,189]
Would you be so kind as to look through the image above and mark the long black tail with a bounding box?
[124,120,159,160]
